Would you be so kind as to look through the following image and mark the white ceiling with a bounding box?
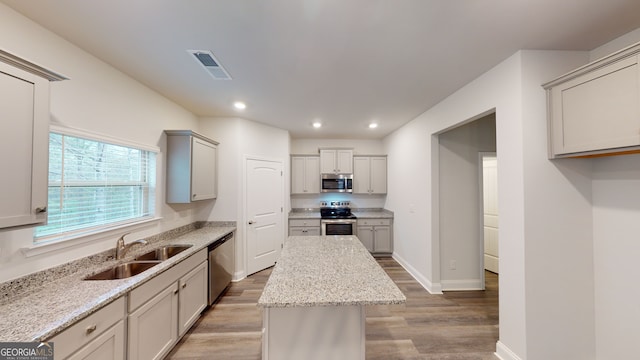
[3,0,640,139]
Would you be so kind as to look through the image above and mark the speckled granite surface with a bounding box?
[258,235,405,308]
[0,223,235,342]
[289,208,393,219]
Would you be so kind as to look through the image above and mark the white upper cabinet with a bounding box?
[291,156,320,194]
[320,149,353,174]
[353,156,387,194]
[165,130,218,203]
[0,51,66,230]
[544,42,640,158]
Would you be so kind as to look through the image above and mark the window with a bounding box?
[35,129,157,242]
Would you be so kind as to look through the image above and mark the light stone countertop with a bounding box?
[0,225,235,342]
[258,235,405,308]
[288,209,394,220]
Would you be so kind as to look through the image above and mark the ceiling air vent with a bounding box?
[188,50,232,80]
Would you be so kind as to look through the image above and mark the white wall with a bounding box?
[199,117,290,279]
[383,50,592,359]
[0,3,201,282]
[438,114,496,289]
[592,155,640,359]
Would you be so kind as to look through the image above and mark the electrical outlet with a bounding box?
[450,260,456,270]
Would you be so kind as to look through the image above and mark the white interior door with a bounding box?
[482,155,499,274]
[246,158,284,275]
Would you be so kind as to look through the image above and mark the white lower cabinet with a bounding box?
[288,219,321,236]
[128,284,179,360]
[178,261,208,336]
[128,248,208,360]
[357,218,393,255]
[48,297,126,360]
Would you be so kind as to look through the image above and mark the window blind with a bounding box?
[35,132,156,241]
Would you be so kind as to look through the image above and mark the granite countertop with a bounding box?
[258,235,405,308]
[288,209,394,220]
[0,225,235,342]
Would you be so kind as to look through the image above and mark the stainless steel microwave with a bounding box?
[321,174,353,193]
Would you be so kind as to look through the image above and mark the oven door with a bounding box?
[321,219,356,236]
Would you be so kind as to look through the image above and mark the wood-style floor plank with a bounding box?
[167,259,499,359]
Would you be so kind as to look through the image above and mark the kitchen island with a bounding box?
[258,235,405,360]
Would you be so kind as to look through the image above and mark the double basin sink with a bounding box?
[84,245,192,280]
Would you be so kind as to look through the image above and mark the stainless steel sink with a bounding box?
[84,261,161,280]
[134,245,192,261]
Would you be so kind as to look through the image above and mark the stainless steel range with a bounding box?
[320,201,357,236]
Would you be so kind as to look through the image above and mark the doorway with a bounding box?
[437,113,496,291]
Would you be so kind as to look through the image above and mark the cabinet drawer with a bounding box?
[289,227,320,236]
[49,297,126,360]
[289,219,320,227]
[357,218,391,226]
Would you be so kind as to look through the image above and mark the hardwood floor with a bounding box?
[167,258,499,360]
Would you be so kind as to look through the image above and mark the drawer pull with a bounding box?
[173,289,179,295]
[182,283,187,289]
[86,324,97,335]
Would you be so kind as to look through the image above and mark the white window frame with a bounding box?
[23,125,161,257]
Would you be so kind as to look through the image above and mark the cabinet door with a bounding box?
[178,261,208,336]
[369,157,387,194]
[68,321,125,360]
[352,157,370,194]
[551,55,640,155]
[356,226,374,252]
[373,226,392,253]
[291,157,306,194]
[128,283,179,360]
[304,157,320,193]
[191,137,217,200]
[0,63,49,229]
[320,149,336,173]
[336,150,353,173]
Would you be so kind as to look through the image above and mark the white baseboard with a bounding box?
[392,252,443,294]
[495,341,522,360]
[232,270,246,282]
[440,278,483,291]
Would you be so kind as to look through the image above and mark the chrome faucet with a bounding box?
[115,233,147,260]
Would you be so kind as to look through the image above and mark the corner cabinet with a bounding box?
[320,149,353,174]
[165,130,218,203]
[357,218,393,255]
[0,50,66,230]
[353,156,387,194]
[543,42,640,158]
[291,156,320,194]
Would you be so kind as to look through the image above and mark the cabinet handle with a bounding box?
[182,283,187,289]
[86,324,97,335]
[173,289,179,295]
[35,206,47,213]
[192,194,197,198]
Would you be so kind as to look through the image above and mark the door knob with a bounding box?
[248,220,255,225]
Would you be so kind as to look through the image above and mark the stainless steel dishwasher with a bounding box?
[208,232,235,305]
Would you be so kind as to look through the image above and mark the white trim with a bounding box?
[495,341,523,360]
[441,279,484,291]
[22,217,162,257]
[50,124,160,153]
[392,252,443,294]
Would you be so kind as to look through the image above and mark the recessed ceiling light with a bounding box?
[312,122,322,128]
[233,101,246,110]
[369,123,378,129]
